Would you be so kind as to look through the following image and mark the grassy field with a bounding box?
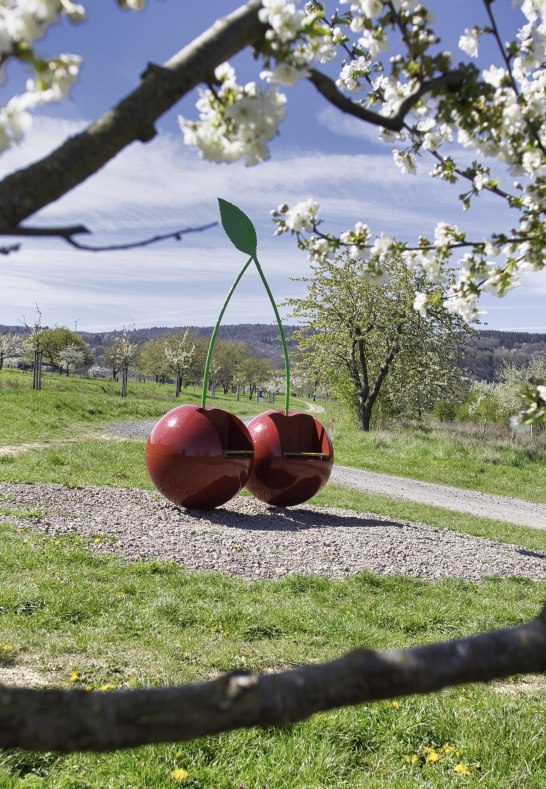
[0,370,282,446]
[0,368,545,787]
[0,521,544,788]
[319,403,546,504]
[2,368,546,502]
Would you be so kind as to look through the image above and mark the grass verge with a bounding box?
[319,405,546,504]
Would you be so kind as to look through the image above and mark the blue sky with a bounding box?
[0,0,544,333]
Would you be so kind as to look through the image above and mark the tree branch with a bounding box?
[0,605,544,752]
[0,223,217,252]
[0,2,265,226]
[65,222,217,251]
[307,68,465,133]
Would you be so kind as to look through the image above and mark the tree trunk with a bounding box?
[0,351,3,370]
[175,371,181,398]
[357,397,372,431]
[32,350,43,391]
[120,368,128,398]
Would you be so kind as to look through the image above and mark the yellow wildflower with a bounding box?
[171,768,189,782]
[424,749,441,764]
[391,700,400,708]
[98,683,116,692]
[402,754,419,765]
[69,671,79,682]
[443,745,455,754]
[454,763,471,776]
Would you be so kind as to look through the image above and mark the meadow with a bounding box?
[0,369,544,787]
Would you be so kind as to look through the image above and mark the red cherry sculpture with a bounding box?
[245,410,334,506]
[146,405,254,509]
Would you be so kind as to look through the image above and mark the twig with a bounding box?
[0,223,217,252]
[65,222,217,251]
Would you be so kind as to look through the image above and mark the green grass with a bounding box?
[0,369,293,446]
[319,405,546,504]
[0,522,544,787]
[3,368,545,503]
[1,373,545,786]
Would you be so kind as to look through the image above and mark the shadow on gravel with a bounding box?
[517,547,546,559]
[179,506,406,533]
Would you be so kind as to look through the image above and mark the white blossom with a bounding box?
[284,198,320,231]
[458,27,480,58]
[260,62,310,85]
[413,291,429,317]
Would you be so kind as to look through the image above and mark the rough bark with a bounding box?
[0,2,265,226]
[0,606,544,752]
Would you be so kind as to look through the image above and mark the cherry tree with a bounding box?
[0,331,27,369]
[0,0,544,750]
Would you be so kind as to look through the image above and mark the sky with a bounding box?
[0,0,544,333]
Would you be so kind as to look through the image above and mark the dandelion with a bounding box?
[391,700,401,708]
[423,748,442,764]
[171,768,189,782]
[69,670,79,682]
[402,754,419,764]
[443,745,455,754]
[98,683,116,692]
[454,763,471,776]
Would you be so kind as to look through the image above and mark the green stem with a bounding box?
[253,255,290,415]
[201,255,253,408]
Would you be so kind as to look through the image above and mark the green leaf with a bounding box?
[217,198,258,257]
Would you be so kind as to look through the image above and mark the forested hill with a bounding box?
[465,330,546,381]
[1,324,544,380]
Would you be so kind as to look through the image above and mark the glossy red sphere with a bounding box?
[245,410,334,506]
[145,405,254,509]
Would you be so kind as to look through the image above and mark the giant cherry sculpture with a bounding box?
[146,198,333,509]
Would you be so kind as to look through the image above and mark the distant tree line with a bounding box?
[1,324,544,384]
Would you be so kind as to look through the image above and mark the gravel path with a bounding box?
[1,482,544,582]
[332,466,546,531]
[105,420,546,531]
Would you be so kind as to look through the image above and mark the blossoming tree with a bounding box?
[0,0,544,750]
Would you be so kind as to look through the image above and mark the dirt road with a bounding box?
[331,465,546,531]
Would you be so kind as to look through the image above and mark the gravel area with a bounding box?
[1,482,544,582]
[104,420,546,531]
